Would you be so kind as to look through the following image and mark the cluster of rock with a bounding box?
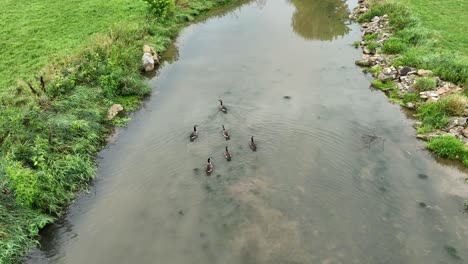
[351,0,467,142]
[142,44,160,72]
[106,44,161,121]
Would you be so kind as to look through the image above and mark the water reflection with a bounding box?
[290,0,350,41]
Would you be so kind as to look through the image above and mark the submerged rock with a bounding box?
[355,59,371,67]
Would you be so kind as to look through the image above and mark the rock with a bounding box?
[363,47,372,54]
[449,126,464,136]
[417,69,433,77]
[413,121,423,128]
[399,66,412,76]
[437,85,451,96]
[142,52,155,72]
[371,16,380,22]
[417,133,439,141]
[446,118,459,130]
[406,102,416,109]
[419,91,439,100]
[462,127,468,138]
[377,73,392,81]
[458,117,467,127]
[355,59,371,67]
[382,67,392,75]
[107,104,124,120]
[143,44,152,53]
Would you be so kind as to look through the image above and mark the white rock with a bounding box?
[107,104,124,120]
[142,53,155,72]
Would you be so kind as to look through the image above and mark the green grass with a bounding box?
[0,0,147,90]
[402,92,422,104]
[358,0,468,84]
[427,135,466,160]
[382,37,407,54]
[371,79,396,91]
[417,125,434,134]
[369,65,382,74]
[407,0,468,58]
[367,41,379,51]
[414,77,436,91]
[364,33,377,41]
[417,101,450,129]
[416,95,466,130]
[0,0,241,263]
[353,41,361,48]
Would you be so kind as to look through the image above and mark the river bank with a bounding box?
[0,1,241,263]
[350,0,468,168]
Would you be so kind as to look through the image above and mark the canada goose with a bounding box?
[218,99,227,113]
[224,146,232,161]
[205,157,214,174]
[249,136,257,151]
[190,125,198,141]
[222,125,230,140]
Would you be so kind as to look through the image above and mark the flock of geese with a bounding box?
[189,99,257,175]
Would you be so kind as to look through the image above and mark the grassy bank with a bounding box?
[0,0,239,263]
[356,0,468,166]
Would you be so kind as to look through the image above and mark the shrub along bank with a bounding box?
[0,0,240,263]
[352,0,468,167]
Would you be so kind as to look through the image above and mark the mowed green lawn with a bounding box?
[0,0,146,90]
[407,0,468,59]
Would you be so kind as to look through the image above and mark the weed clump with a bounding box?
[427,136,466,160]
[371,79,395,91]
[417,101,450,129]
[382,37,407,54]
[442,94,466,116]
[414,77,437,91]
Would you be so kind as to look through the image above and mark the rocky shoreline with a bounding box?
[351,0,468,146]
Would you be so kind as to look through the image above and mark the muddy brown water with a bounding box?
[27,0,468,263]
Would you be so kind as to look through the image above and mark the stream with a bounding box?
[27,0,468,263]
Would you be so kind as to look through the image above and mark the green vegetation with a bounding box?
[416,95,466,132]
[353,41,361,48]
[358,0,468,84]
[417,101,450,130]
[369,65,382,74]
[367,41,379,51]
[417,125,434,134]
[143,0,176,19]
[0,0,240,263]
[402,92,421,104]
[0,0,147,91]
[364,33,377,41]
[371,79,396,91]
[427,135,466,161]
[382,37,407,54]
[414,77,436,91]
